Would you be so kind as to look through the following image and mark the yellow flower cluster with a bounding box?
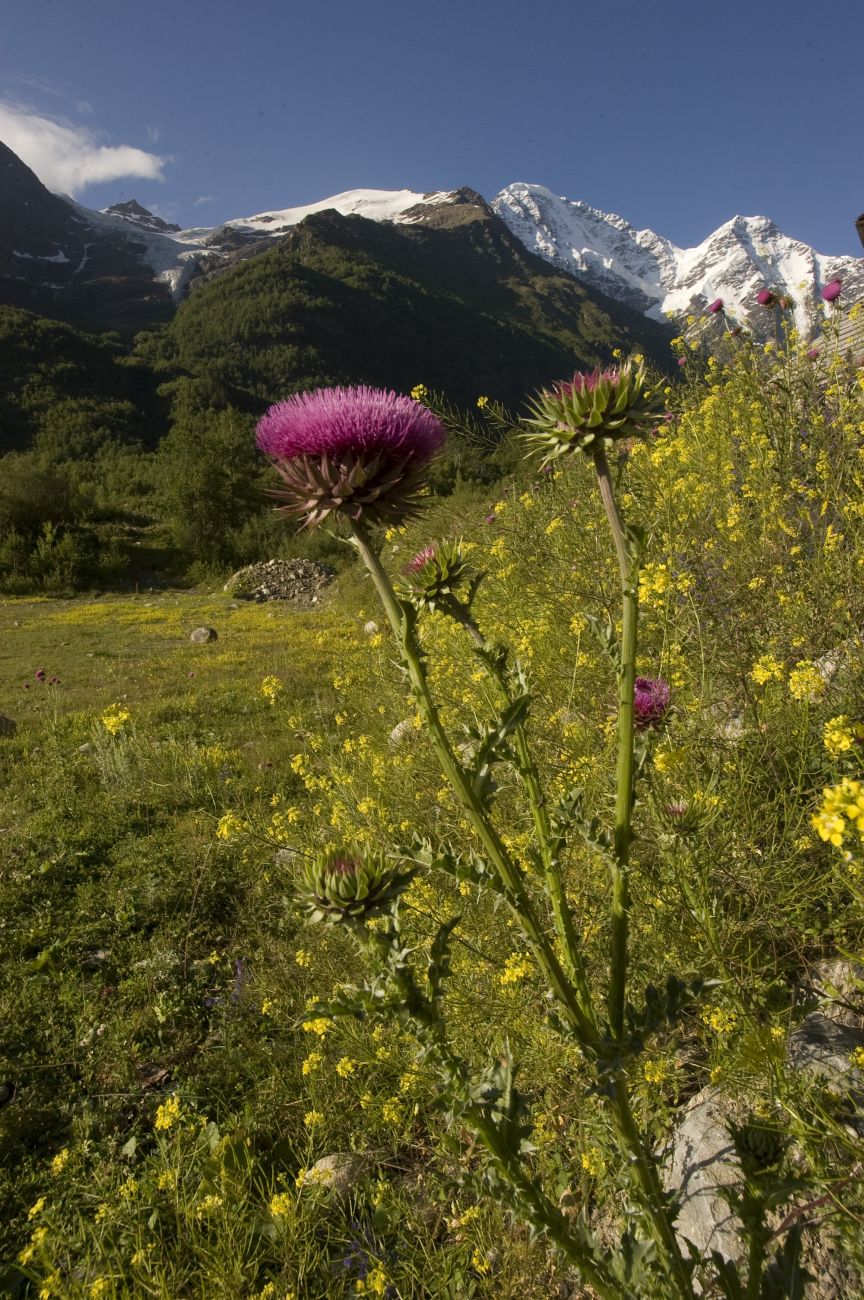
[701,1006,737,1035]
[261,674,283,705]
[154,1093,183,1131]
[269,1191,293,1219]
[811,778,864,848]
[750,654,784,685]
[581,1147,605,1177]
[642,1058,669,1085]
[823,716,864,759]
[787,660,825,703]
[302,1018,333,1038]
[101,704,131,735]
[216,810,246,841]
[410,384,429,402]
[499,953,532,986]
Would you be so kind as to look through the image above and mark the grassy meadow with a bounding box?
[4,317,864,1296]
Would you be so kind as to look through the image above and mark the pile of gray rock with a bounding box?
[224,558,335,604]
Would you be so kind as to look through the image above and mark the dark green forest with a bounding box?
[0,208,672,593]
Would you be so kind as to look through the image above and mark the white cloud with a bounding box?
[0,100,167,196]
[146,124,161,144]
[193,194,216,206]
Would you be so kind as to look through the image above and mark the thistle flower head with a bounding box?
[756,288,776,307]
[633,676,671,729]
[298,846,416,924]
[256,386,445,528]
[523,359,660,462]
[399,539,480,614]
[707,298,724,314]
[821,277,842,303]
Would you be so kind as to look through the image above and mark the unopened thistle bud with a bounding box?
[399,539,481,614]
[298,847,416,924]
[523,360,661,463]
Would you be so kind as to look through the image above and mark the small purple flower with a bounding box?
[633,677,671,729]
[677,357,687,367]
[35,668,46,682]
[257,386,445,528]
[821,277,842,303]
[484,513,496,525]
[707,298,724,314]
[756,288,775,307]
[807,348,820,361]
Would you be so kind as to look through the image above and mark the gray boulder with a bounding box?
[190,626,218,644]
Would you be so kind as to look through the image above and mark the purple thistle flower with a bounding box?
[633,677,671,729]
[756,288,776,307]
[35,668,46,682]
[807,348,820,361]
[257,386,444,462]
[484,513,496,524]
[256,386,445,528]
[707,298,724,314]
[821,277,842,303]
[677,357,687,367]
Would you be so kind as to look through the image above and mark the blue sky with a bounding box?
[2,0,862,254]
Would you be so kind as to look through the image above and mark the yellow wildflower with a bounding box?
[750,654,784,686]
[581,1147,605,1177]
[823,716,864,758]
[788,660,825,703]
[261,675,283,705]
[500,953,533,986]
[100,705,130,735]
[302,1051,323,1076]
[50,1148,69,1175]
[216,810,246,841]
[302,1017,333,1038]
[154,1093,183,1131]
[269,1191,293,1218]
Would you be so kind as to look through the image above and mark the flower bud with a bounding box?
[299,848,416,924]
[524,360,661,463]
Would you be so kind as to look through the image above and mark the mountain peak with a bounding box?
[103,200,181,233]
[492,185,864,334]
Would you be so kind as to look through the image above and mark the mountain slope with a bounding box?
[153,195,673,412]
[0,142,181,333]
[492,183,864,336]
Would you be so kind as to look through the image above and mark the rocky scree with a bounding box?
[224,558,335,604]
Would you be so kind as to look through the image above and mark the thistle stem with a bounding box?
[349,519,596,1044]
[593,448,637,1042]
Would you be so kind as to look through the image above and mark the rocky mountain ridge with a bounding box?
[491,183,864,337]
[2,136,861,340]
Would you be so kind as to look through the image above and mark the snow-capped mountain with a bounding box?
[491,183,863,337]
[4,127,861,340]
